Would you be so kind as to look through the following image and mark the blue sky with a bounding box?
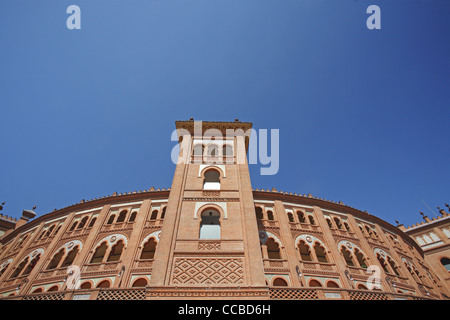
[0,0,449,228]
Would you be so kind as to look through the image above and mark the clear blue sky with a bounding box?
[0,0,449,229]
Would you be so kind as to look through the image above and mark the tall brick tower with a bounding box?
[148,120,268,299]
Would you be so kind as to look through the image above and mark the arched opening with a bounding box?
[309,279,322,287]
[48,285,59,292]
[255,207,263,220]
[354,249,368,269]
[132,278,148,288]
[376,254,390,274]
[358,283,368,290]
[440,257,450,271]
[193,144,204,156]
[45,225,55,237]
[334,218,342,230]
[116,210,127,223]
[140,238,157,260]
[47,249,65,270]
[90,242,108,264]
[326,281,340,288]
[88,218,97,228]
[326,218,333,229]
[150,210,158,220]
[297,211,306,223]
[80,281,92,289]
[96,280,111,288]
[308,216,315,225]
[129,211,137,222]
[22,254,41,276]
[207,144,219,157]
[203,169,220,190]
[287,212,294,223]
[273,277,288,287]
[344,222,351,232]
[69,221,78,231]
[314,242,328,263]
[107,240,125,262]
[32,288,43,293]
[160,207,166,219]
[267,211,274,221]
[266,238,281,260]
[223,145,233,157]
[11,257,29,278]
[107,215,115,225]
[298,240,312,262]
[341,247,355,267]
[78,217,88,229]
[61,246,80,267]
[199,209,220,240]
[387,257,400,276]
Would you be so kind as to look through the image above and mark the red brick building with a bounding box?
[0,120,448,300]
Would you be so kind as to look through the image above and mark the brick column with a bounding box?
[273,200,301,287]
[312,206,353,289]
[113,199,151,288]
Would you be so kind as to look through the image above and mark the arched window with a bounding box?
[129,212,137,222]
[45,225,55,237]
[344,222,351,232]
[140,238,157,260]
[326,218,333,229]
[116,210,127,223]
[160,207,166,219]
[48,285,59,292]
[61,246,79,267]
[287,212,294,223]
[107,240,125,262]
[54,225,61,235]
[297,211,306,223]
[273,277,288,287]
[78,217,88,229]
[47,249,65,270]
[334,218,342,230]
[11,257,29,278]
[314,242,328,263]
[387,256,400,276]
[69,221,78,231]
[203,169,220,190]
[308,216,315,225]
[255,207,263,220]
[150,210,158,220]
[193,144,204,156]
[309,279,322,287]
[354,249,368,269]
[267,211,274,221]
[441,257,450,271]
[207,144,219,157]
[96,280,110,288]
[32,288,43,293]
[266,238,281,259]
[199,209,220,240]
[365,226,372,236]
[341,247,355,267]
[90,242,108,264]
[132,278,148,288]
[107,215,115,225]
[223,145,233,157]
[80,282,92,290]
[22,254,41,276]
[298,240,312,261]
[327,281,339,288]
[358,283,368,290]
[376,254,390,274]
[88,218,97,228]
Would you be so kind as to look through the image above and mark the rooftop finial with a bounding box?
[0,202,4,211]
[32,205,37,211]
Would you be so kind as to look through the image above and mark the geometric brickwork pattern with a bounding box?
[348,291,389,300]
[172,257,244,285]
[22,293,66,300]
[97,289,146,300]
[269,288,319,300]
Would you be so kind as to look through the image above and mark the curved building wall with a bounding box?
[0,189,448,300]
